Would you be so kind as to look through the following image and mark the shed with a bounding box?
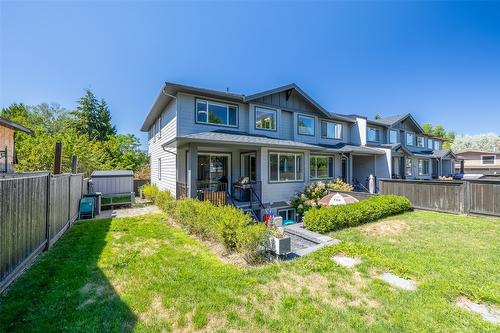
[90,170,134,195]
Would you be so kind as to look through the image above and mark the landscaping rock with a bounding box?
[378,272,417,291]
[456,297,500,324]
[331,255,362,268]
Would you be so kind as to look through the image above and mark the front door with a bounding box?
[341,157,348,183]
[241,152,256,182]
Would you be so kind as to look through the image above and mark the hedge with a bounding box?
[142,184,268,263]
[303,195,412,233]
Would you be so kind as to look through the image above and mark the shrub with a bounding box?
[303,195,412,233]
[290,179,353,215]
[144,185,268,263]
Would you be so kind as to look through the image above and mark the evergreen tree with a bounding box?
[96,99,116,141]
[74,89,100,140]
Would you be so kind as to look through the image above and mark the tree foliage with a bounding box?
[421,122,455,149]
[451,133,499,153]
[1,90,147,176]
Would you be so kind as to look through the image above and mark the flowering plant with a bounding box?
[290,179,353,216]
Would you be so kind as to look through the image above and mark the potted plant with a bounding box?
[268,226,291,256]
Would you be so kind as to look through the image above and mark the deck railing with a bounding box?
[196,182,228,206]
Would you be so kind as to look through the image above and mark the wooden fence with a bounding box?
[0,172,86,293]
[379,179,500,217]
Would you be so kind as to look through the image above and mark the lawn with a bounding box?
[0,211,499,332]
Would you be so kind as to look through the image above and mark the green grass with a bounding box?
[1,211,499,332]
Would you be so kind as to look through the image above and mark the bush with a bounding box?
[303,195,412,233]
[143,185,268,263]
[290,179,353,215]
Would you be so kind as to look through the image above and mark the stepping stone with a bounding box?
[331,255,362,268]
[456,297,500,324]
[378,272,417,291]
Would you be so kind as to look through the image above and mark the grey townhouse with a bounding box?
[141,81,457,221]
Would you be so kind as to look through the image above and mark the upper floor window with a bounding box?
[310,156,334,179]
[389,130,398,144]
[367,126,380,142]
[297,114,315,136]
[427,138,433,149]
[482,155,495,165]
[434,140,441,150]
[416,136,424,148]
[418,159,429,176]
[196,99,238,127]
[406,132,414,146]
[321,121,342,140]
[255,107,277,131]
[269,152,303,182]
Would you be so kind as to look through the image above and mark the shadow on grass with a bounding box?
[0,218,136,332]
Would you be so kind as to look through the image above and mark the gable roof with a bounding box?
[0,117,33,135]
[244,83,354,123]
[368,113,425,133]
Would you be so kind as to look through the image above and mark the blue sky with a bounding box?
[1,1,499,146]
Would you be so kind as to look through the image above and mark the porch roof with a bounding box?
[318,143,386,155]
[164,130,328,150]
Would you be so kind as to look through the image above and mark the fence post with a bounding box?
[464,180,471,215]
[68,174,72,226]
[44,173,51,250]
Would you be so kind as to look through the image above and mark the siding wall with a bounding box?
[148,99,177,195]
[0,125,15,173]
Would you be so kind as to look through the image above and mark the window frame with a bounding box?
[195,98,239,128]
[481,155,496,165]
[277,207,296,223]
[367,126,381,143]
[417,159,430,176]
[297,114,315,136]
[310,155,334,180]
[416,136,424,148]
[406,132,415,146]
[427,138,433,149]
[434,140,441,150]
[405,158,413,176]
[320,120,342,140]
[268,152,304,183]
[389,129,398,144]
[254,106,278,132]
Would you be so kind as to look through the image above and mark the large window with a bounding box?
[310,156,334,179]
[417,136,424,148]
[255,107,277,130]
[406,132,414,146]
[368,126,380,142]
[418,160,430,176]
[405,158,413,176]
[297,114,315,136]
[198,153,230,185]
[321,121,342,139]
[269,152,303,182]
[196,99,238,127]
[482,155,495,165]
[389,130,398,144]
[427,138,433,149]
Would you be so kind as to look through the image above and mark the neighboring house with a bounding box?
[454,150,500,175]
[141,82,457,220]
[0,117,33,173]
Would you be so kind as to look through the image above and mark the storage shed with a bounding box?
[90,170,135,207]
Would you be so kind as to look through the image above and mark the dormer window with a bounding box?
[196,99,238,127]
[368,127,380,142]
[417,136,424,148]
[406,132,414,146]
[389,130,398,144]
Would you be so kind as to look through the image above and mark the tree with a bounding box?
[421,122,455,149]
[96,99,116,141]
[374,113,381,120]
[74,89,115,141]
[451,133,499,153]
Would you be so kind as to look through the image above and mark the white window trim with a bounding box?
[405,158,413,176]
[427,138,434,149]
[321,120,342,140]
[197,153,232,185]
[481,155,496,165]
[269,152,304,183]
[406,131,415,146]
[310,155,333,180]
[195,98,238,128]
[416,136,424,148]
[417,159,430,176]
[367,126,381,142]
[255,106,277,131]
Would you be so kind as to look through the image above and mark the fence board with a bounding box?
[379,179,500,217]
[0,172,85,293]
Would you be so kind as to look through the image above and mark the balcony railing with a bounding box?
[196,182,228,206]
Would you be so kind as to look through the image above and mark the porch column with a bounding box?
[188,143,198,198]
